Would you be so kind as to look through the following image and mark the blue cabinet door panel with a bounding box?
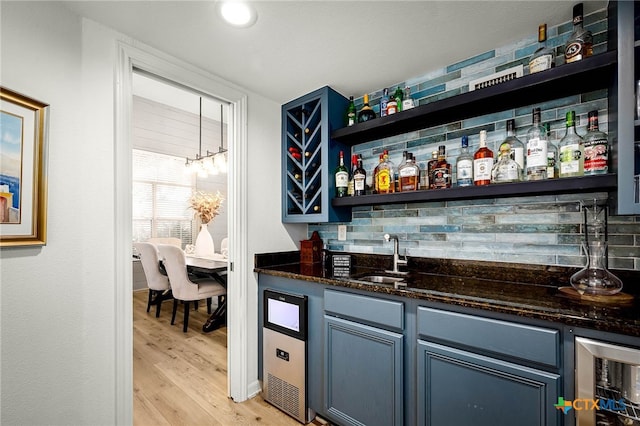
[325,315,403,426]
[417,340,560,426]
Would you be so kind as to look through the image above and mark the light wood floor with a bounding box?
[133,290,302,426]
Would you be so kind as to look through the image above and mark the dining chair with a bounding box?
[148,237,182,248]
[133,242,172,318]
[157,244,226,332]
[220,237,228,257]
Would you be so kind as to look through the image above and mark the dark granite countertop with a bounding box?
[255,251,640,338]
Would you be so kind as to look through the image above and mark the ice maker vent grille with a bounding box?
[267,373,300,418]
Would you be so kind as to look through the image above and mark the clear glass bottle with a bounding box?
[380,88,389,118]
[491,142,522,183]
[398,153,420,191]
[334,150,349,197]
[357,94,376,123]
[353,155,366,196]
[503,119,525,174]
[456,135,474,187]
[583,110,609,175]
[529,24,555,74]
[526,108,548,181]
[432,146,452,189]
[474,130,494,186]
[564,2,593,64]
[402,87,415,110]
[346,96,356,126]
[570,200,623,295]
[559,110,585,177]
[544,123,559,179]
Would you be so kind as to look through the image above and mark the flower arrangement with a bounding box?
[189,191,224,224]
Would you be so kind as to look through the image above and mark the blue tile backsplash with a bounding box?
[309,7,640,271]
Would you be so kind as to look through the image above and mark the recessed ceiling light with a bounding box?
[219,1,257,28]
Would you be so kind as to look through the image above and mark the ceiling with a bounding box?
[61,0,608,105]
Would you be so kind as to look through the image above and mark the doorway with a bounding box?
[115,41,251,423]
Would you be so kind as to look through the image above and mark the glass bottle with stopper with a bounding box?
[570,200,623,295]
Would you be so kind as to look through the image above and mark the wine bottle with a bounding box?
[357,94,376,123]
[393,87,404,112]
[346,96,356,126]
[353,155,367,196]
[334,151,349,197]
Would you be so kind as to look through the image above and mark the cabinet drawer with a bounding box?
[325,289,404,332]
[417,307,559,368]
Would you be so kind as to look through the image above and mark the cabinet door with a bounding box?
[417,340,561,426]
[282,86,351,223]
[324,315,403,426]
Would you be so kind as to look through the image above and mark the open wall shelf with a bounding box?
[332,174,618,207]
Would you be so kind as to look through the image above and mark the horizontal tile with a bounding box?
[447,50,496,73]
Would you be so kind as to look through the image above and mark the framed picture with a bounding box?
[0,87,49,247]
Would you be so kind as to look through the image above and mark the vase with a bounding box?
[194,223,215,257]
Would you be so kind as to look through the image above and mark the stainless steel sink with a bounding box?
[357,275,406,284]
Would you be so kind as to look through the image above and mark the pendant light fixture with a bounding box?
[185,98,227,177]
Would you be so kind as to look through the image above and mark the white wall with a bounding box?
[1,2,305,424]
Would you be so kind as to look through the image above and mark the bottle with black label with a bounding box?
[564,3,593,64]
[432,146,452,189]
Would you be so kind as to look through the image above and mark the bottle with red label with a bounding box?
[583,110,609,175]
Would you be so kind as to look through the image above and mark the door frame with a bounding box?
[114,40,250,424]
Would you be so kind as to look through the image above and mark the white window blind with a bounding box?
[132,149,195,246]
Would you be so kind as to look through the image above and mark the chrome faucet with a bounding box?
[384,234,408,274]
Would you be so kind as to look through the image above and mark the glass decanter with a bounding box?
[570,201,623,295]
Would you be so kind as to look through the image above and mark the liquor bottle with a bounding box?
[427,150,439,189]
[357,94,376,123]
[526,108,548,180]
[432,146,452,189]
[529,24,555,74]
[402,87,415,110]
[346,96,357,126]
[583,110,609,175]
[456,135,474,187]
[353,155,367,196]
[347,154,358,196]
[544,123,559,179]
[374,150,395,194]
[380,89,389,118]
[393,87,404,112]
[398,153,420,191]
[386,94,398,115]
[491,142,521,183]
[334,150,349,197]
[503,119,525,179]
[559,111,585,177]
[564,3,593,64]
[474,130,494,186]
[372,154,383,194]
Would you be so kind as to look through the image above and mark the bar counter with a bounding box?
[255,251,640,337]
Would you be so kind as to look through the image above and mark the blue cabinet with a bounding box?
[417,341,561,426]
[416,307,561,426]
[282,86,351,222]
[324,290,404,426]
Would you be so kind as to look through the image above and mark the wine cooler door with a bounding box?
[575,337,640,425]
